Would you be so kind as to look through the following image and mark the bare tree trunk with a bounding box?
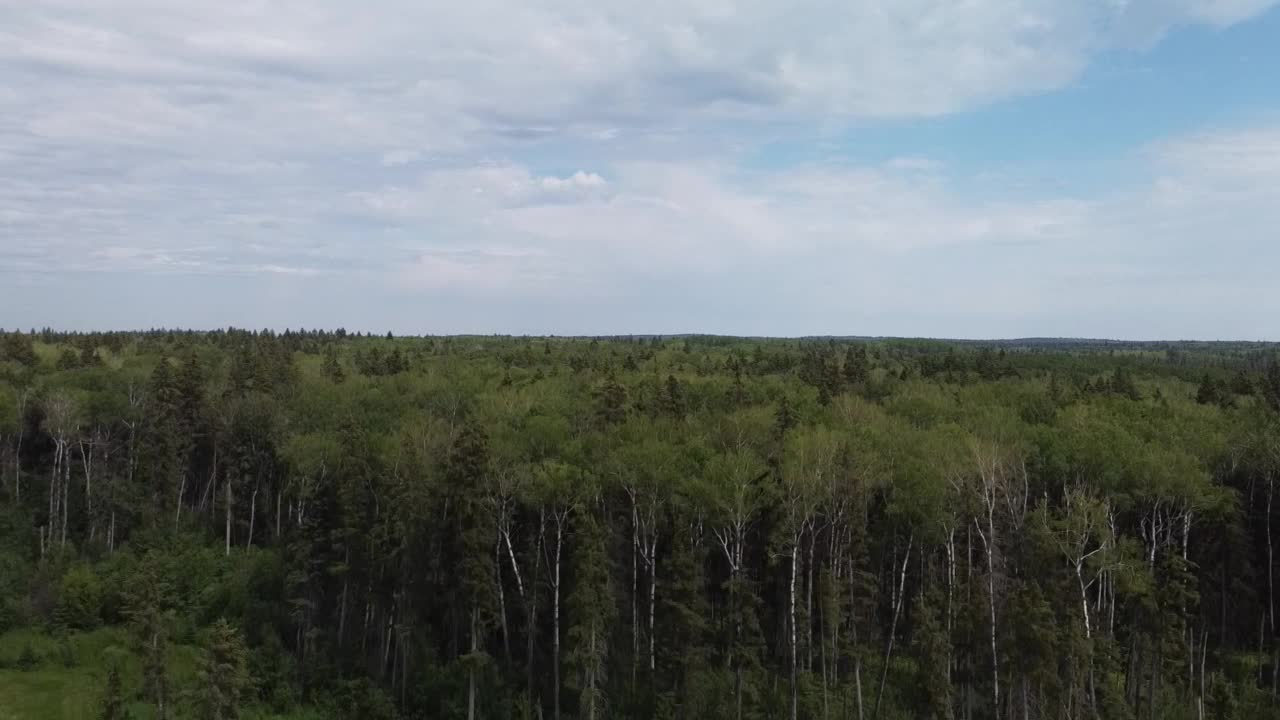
[586,621,599,720]
[977,514,1000,719]
[649,552,657,674]
[820,571,830,720]
[175,472,186,525]
[225,481,232,556]
[495,530,510,661]
[48,441,60,552]
[13,390,27,504]
[247,486,258,547]
[1269,476,1276,636]
[552,511,564,720]
[874,533,912,720]
[790,537,801,720]
[79,435,94,540]
[806,538,815,673]
[339,548,350,647]
[849,556,865,720]
[632,501,640,686]
[61,450,70,547]
[467,607,478,720]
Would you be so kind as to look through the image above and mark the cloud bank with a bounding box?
[1,0,1277,338]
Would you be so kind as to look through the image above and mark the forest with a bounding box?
[1,328,1280,720]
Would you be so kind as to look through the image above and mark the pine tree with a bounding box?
[1,332,38,366]
[98,663,130,720]
[56,347,80,370]
[1263,360,1280,413]
[227,343,256,396]
[911,591,953,720]
[773,396,797,439]
[595,375,628,427]
[445,420,495,720]
[661,375,687,418]
[737,356,747,407]
[1196,373,1223,406]
[567,502,615,720]
[322,347,345,383]
[1229,370,1254,397]
[80,344,101,367]
[1206,672,1238,720]
[196,619,251,720]
[1109,366,1141,401]
[126,561,174,720]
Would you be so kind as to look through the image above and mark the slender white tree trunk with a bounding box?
[224,482,232,556]
[247,486,258,547]
[790,537,800,720]
[552,511,564,720]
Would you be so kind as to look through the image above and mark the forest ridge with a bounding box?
[1,329,1280,720]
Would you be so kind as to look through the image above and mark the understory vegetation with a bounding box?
[2,328,1280,719]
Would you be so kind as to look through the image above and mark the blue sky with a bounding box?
[2,1,1279,339]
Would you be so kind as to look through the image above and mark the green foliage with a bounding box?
[17,640,40,671]
[99,662,131,720]
[55,565,104,630]
[1,331,1279,719]
[196,619,252,720]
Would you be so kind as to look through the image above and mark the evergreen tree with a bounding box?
[1229,370,1254,396]
[661,375,687,418]
[1196,373,1225,406]
[322,347,345,383]
[80,344,101,367]
[773,396,797,439]
[445,419,495,720]
[1108,366,1141,400]
[1207,672,1238,720]
[595,375,628,427]
[567,501,615,720]
[126,560,174,720]
[196,619,251,720]
[98,663,130,720]
[911,591,953,720]
[1,332,38,366]
[56,347,80,370]
[1263,360,1280,413]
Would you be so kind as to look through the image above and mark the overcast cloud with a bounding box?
[2,0,1278,338]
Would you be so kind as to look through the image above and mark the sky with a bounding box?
[1,1,1279,339]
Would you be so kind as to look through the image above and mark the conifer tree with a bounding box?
[595,375,628,427]
[1263,360,1280,413]
[661,375,687,419]
[196,619,251,720]
[322,347,345,383]
[567,500,615,720]
[98,663,130,720]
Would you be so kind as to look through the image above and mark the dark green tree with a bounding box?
[196,619,252,720]
[98,663,130,720]
[595,375,628,427]
[1263,360,1280,413]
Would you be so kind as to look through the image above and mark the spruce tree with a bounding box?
[322,347,345,383]
[1263,360,1280,413]
[662,375,687,418]
[595,375,628,426]
[98,663,130,720]
[567,502,615,720]
[196,619,251,720]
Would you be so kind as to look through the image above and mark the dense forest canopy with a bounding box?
[2,327,1280,719]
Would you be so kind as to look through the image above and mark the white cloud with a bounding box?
[2,0,1273,158]
[1,1,1277,336]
